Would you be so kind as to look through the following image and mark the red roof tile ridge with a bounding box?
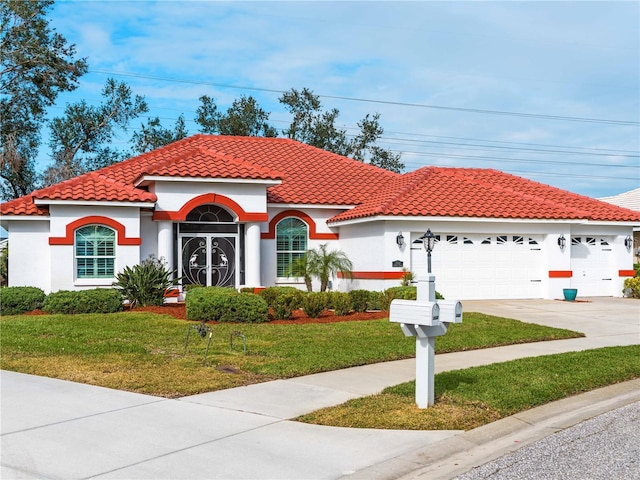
[141,145,282,180]
[376,168,433,213]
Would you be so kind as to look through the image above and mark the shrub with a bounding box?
[113,256,179,308]
[386,286,417,301]
[331,292,352,316]
[258,286,304,320]
[380,286,444,311]
[43,289,123,314]
[273,291,304,320]
[302,292,326,318]
[367,290,384,310]
[186,287,268,323]
[349,289,372,312]
[623,277,640,298]
[258,286,300,307]
[0,286,46,315]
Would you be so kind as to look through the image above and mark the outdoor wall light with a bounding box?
[396,232,405,247]
[624,235,633,250]
[557,234,566,250]
[419,228,436,273]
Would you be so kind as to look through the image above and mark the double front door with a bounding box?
[180,235,236,287]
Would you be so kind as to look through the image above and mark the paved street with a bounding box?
[454,401,640,480]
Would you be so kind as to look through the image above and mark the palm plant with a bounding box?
[285,254,313,292]
[307,243,353,292]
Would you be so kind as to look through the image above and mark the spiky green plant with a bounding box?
[113,256,179,308]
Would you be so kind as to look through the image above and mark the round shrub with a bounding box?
[258,286,304,320]
[186,287,268,323]
[349,289,372,312]
[43,288,123,314]
[302,292,326,318]
[331,292,352,316]
[380,286,444,311]
[0,286,46,315]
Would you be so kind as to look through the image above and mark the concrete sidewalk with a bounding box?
[1,298,639,479]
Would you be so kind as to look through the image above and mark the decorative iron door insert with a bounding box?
[180,235,236,287]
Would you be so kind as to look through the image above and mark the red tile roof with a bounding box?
[138,146,282,182]
[2,135,638,224]
[328,167,640,223]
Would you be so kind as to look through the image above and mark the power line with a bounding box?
[89,69,640,126]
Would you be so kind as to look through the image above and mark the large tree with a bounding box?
[350,113,404,172]
[196,94,277,137]
[0,0,88,199]
[279,87,350,156]
[130,114,188,155]
[279,88,404,172]
[43,78,147,185]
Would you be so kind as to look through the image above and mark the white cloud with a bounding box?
[40,0,640,198]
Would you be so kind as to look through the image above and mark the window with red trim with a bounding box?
[276,218,307,277]
[75,225,116,278]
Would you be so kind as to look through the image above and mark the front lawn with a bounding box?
[0,310,582,397]
[298,345,640,430]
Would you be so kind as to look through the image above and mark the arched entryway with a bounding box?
[177,205,244,288]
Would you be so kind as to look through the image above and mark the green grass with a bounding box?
[298,345,640,431]
[0,310,582,397]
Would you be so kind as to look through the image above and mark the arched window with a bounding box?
[186,205,234,222]
[75,225,116,278]
[276,218,308,277]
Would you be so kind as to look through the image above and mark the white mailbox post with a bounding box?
[389,230,463,408]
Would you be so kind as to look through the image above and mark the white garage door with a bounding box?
[411,234,544,300]
[570,236,613,297]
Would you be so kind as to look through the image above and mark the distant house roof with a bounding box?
[2,135,639,224]
[599,188,640,212]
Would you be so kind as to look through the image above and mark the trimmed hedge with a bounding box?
[349,289,372,313]
[0,286,46,315]
[331,291,352,316]
[186,287,269,323]
[258,286,304,320]
[43,288,123,314]
[379,286,444,311]
[302,292,326,318]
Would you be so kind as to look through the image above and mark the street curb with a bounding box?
[343,378,640,480]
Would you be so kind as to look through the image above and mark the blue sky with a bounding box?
[44,0,639,198]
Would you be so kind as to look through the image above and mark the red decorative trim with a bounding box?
[549,270,573,278]
[152,193,268,222]
[261,210,339,240]
[49,216,141,246]
[163,287,181,298]
[338,271,405,280]
[619,270,636,277]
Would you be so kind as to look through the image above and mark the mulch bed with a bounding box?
[132,303,388,324]
[24,304,388,324]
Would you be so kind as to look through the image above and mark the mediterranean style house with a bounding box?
[1,134,638,300]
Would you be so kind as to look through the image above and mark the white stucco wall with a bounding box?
[5,220,51,292]
[151,181,269,216]
[140,212,158,262]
